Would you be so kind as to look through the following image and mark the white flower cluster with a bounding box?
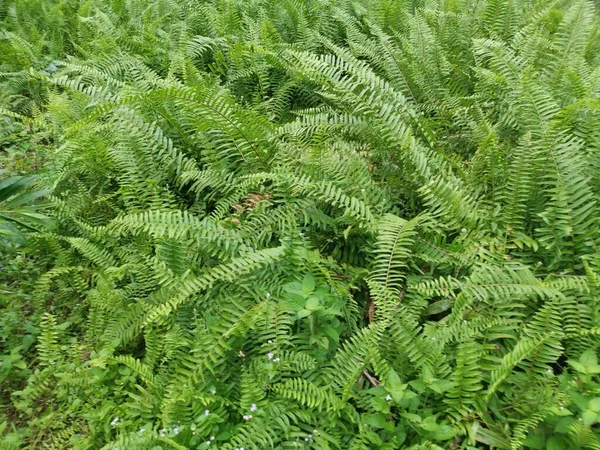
[243,402,258,421]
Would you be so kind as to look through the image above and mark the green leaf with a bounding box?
[283,293,305,310]
[297,309,311,319]
[582,410,597,427]
[428,379,455,394]
[370,397,390,414]
[13,360,26,369]
[364,430,382,445]
[283,282,303,294]
[409,379,427,393]
[589,398,600,412]
[324,325,340,343]
[302,273,316,293]
[401,413,422,423]
[580,349,598,367]
[523,430,546,449]
[546,436,569,450]
[567,360,586,372]
[431,424,457,441]
[554,417,577,434]
[386,368,403,389]
[475,427,511,449]
[305,296,320,311]
[425,299,453,315]
[0,176,37,202]
[364,413,388,429]
[586,364,600,374]
[385,368,408,402]
[419,416,439,432]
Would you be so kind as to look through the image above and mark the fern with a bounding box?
[2,0,600,448]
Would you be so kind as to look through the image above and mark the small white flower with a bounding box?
[210,436,215,441]
[385,394,392,401]
[173,426,179,435]
[206,442,211,446]
[110,417,120,426]
[205,409,210,416]
[273,357,280,363]
[50,360,56,365]
[268,340,273,344]
[138,427,145,434]
[305,438,309,442]
[267,352,274,360]
[250,403,257,412]
[265,292,271,299]
[243,414,253,421]
[210,388,216,394]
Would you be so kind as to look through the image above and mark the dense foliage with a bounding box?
[2,0,600,448]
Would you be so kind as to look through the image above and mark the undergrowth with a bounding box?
[1,0,600,448]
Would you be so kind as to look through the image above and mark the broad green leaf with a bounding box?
[580,349,598,367]
[582,410,597,427]
[363,413,388,429]
[546,436,569,450]
[302,273,315,293]
[430,424,457,441]
[297,309,311,319]
[523,430,546,449]
[305,296,320,310]
[589,398,600,412]
[400,413,422,423]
